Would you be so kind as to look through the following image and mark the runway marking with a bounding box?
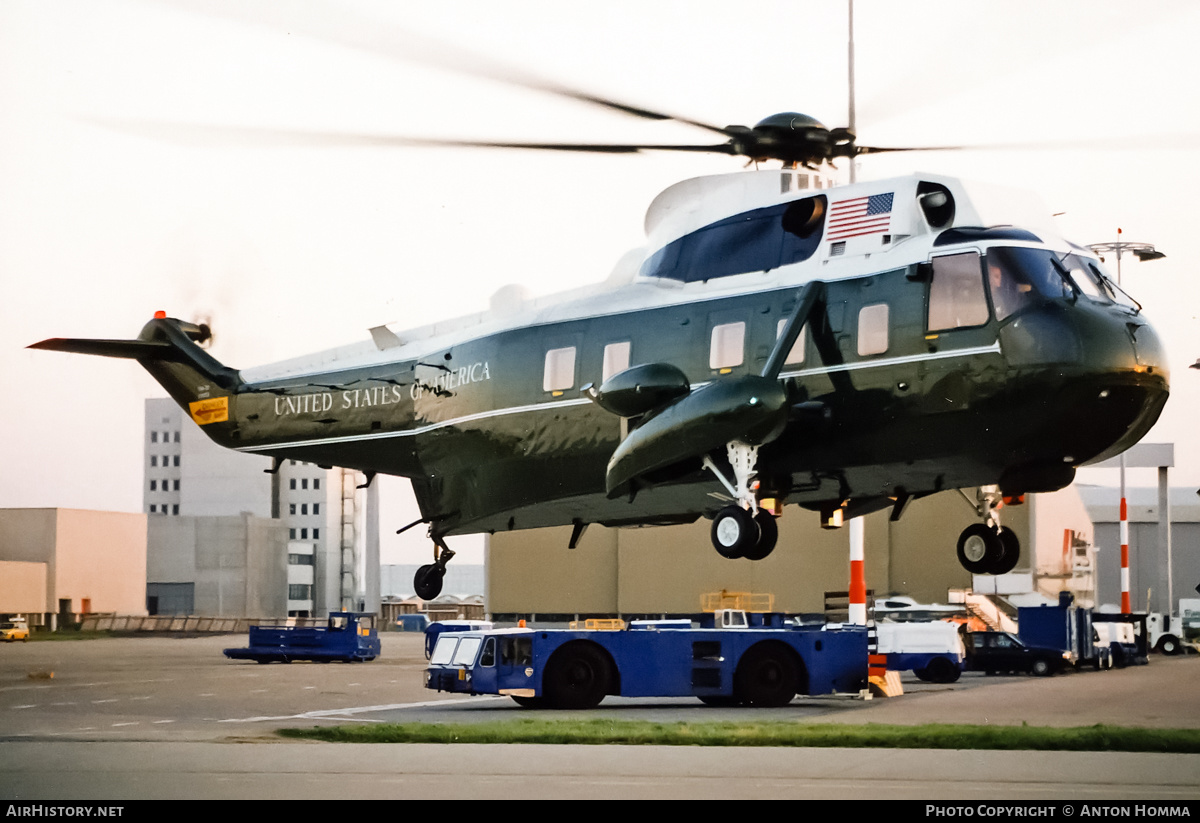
[11,704,36,710]
[90,699,117,704]
[220,696,504,724]
[152,720,174,724]
[111,722,139,727]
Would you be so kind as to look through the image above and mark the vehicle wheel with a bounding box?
[992,526,1020,575]
[697,695,741,707]
[1159,636,1181,656]
[711,506,759,560]
[925,657,961,684]
[414,564,445,600]
[734,644,799,707]
[510,695,545,708]
[1031,658,1052,677]
[956,524,1002,575]
[913,667,933,682]
[543,643,611,709]
[741,511,779,561]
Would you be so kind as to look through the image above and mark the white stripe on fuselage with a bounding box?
[235,343,1003,453]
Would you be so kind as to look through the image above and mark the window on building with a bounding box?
[173,431,180,443]
[151,432,158,444]
[313,528,320,539]
[288,553,315,566]
[709,322,745,370]
[314,479,320,490]
[602,341,632,383]
[857,303,890,356]
[776,319,807,366]
[289,528,296,539]
[173,480,180,491]
[288,584,312,600]
[543,346,576,393]
[289,503,296,515]
[313,503,320,515]
[301,504,308,515]
[150,480,157,491]
[301,528,308,539]
[173,455,179,467]
[172,504,179,515]
[149,504,156,513]
[289,479,296,490]
[150,456,157,467]
[163,431,170,442]
[301,478,308,490]
[928,252,989,332]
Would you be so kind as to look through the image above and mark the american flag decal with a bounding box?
[827,192,894,241]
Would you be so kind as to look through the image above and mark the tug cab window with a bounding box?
[543,346,576,393]
[927,252,989,331]
[857,304,889,356]
[709,322,746,370]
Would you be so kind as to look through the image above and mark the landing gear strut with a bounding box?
[955,487,1020,575]
[704,442,779,561]
[414,536,456,601]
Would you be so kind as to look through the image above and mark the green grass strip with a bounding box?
[278,719,1200,752]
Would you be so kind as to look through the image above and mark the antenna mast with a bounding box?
[848,0,857,183]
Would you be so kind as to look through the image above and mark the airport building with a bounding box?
[142,398,367,617]
[0,508,147,628]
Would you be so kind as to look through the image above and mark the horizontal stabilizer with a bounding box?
[28,338,178,360]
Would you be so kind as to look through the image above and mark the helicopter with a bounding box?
[30,76,1170,600]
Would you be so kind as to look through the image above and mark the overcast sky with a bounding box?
[2,0,1198,564]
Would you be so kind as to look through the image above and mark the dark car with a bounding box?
[963,631,1069,676]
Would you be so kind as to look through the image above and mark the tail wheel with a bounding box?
[711,506,759,559]
[414,564,445,600]
[734,644,800,707]
[543,643,612,709]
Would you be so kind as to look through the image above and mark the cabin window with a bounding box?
[543,346,576,393]
[709,322,745,370]
[776,319,807,365]
[857,303,889,356]
[927,252,989,331]
[985,247,1074,321]
[602,341,632,383]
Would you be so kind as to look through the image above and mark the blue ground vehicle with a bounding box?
[424,613,868,709]
[224,612,380,663]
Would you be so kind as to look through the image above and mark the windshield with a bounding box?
[984,247,1073,321]
[451,636,483,666]
[430,636,459,665]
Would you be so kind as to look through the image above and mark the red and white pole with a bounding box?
[1120,493,1131,614]
[849,516,867,625]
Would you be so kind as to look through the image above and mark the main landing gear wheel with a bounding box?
[742,510,779,561]
[993,526,1020,575]
[956,524,1003,575]
[711,506,779,561]
[711,506,758,559]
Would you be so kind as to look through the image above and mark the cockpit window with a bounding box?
[984,247,1073,321]
[1060,254,1110,303]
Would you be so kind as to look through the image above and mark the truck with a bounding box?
[423,610,868,709]
[875,621,964,683]
[224,612,380,663]
[1144,598,1200,656]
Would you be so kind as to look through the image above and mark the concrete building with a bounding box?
[0,509,147,628]
[143,398,366,617]
[485,486,1098,620]
[146,513,287,617]
[1080,484,1200,614]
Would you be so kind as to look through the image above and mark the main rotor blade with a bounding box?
[85,118,738,155]
[162,0,735,140]
[856,134,1200,155]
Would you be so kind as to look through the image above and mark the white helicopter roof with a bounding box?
[240,171,1067,384]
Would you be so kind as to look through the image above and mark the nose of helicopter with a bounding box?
[1075,308,1170,465]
